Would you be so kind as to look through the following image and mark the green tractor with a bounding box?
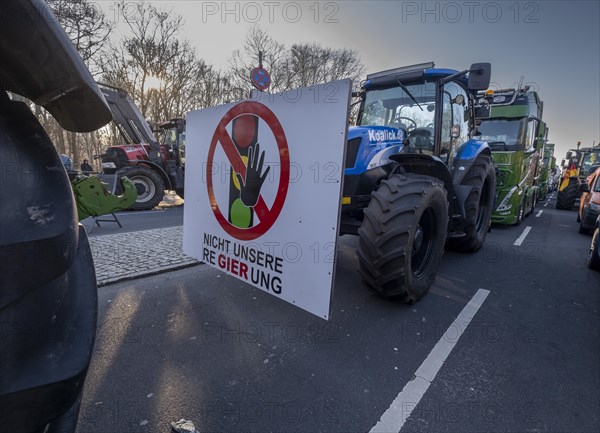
[476,87,546,225]
[556,142,600,209]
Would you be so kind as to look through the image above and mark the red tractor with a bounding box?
[97,84,185,210]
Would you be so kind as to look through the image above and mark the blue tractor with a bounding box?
[341,62,495,302]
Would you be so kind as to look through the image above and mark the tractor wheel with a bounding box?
[447,155,495,252]
[556,178,578,210]
[357,173,448,302]
[118,166,165,211]
[587,226,600,270]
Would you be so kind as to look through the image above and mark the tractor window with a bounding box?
[582,152,600,176]
[360,81,437,131]
[478,118,527,151]
[440,82,469,163]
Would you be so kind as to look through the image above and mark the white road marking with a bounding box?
[369,289,490,433]
[543,202,549,207]
[513,226,532,246]
[536,210,543,217]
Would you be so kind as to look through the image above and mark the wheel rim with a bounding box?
[131,175,156,203]
[412,207,438,277]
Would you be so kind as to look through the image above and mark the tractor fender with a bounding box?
[451,139,492,186]
[450,140,493,219]
[124,160,173,190]
[389,153,455,208]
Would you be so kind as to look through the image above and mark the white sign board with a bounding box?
[183,80,351,320]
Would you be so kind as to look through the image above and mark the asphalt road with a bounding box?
[76,193,599,433]
[84,206,184,237]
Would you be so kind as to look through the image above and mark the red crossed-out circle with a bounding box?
[207,101,290,241]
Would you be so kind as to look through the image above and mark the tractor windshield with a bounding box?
[581,151,600,176]
[478,118,527,151]
[360,81,437,131]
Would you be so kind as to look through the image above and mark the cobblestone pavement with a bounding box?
[89,226,200,286]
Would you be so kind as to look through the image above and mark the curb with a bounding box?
[97,261,202,287]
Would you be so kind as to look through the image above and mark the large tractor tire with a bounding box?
[556,178,578,210]
[118,165,165,211]
[357,173,448,303]
[447,155,496,252]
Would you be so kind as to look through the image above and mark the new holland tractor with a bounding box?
[340,62,495,302]
[556,143,600,210]
[475,87,546,225]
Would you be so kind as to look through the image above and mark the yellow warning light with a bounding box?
[485,89,494,95]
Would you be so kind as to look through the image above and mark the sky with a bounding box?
[100,0,600,158]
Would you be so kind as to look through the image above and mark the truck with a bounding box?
[475,87,546,225]
[340,61,495,302]
[556,142,600,210]
[539,142,557,200]
[97,84,185,210]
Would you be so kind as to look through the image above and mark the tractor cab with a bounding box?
[154,117,186,167]
[349,62,491,178]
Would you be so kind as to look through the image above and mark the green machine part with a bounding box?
[72,175,138,221]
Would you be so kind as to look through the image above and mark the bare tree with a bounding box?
[228,26,290,93]
[100,2,225,123]
[46,0,112,75]
[35,0,114,167]
[228,26,365,94]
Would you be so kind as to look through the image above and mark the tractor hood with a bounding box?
[0,0,112,132]
[346,126,405,175]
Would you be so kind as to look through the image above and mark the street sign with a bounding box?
[184,80,351,320]
[250,67,271,91]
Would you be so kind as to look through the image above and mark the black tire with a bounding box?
[175,188,185,199]
[588,227,600,270]
[447,155,495,252]
[579,209,591,234]
[44,391,82,433]
[118,165,165,211]
[556,178,578,210]
[357,173,448,302]
[513,197,525,226]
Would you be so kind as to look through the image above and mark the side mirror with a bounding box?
[468,63,491,91]
[566,151,573,160]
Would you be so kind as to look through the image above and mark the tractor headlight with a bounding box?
[102,162,116,169]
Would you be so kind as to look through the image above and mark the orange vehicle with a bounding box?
[578,167,600,234]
